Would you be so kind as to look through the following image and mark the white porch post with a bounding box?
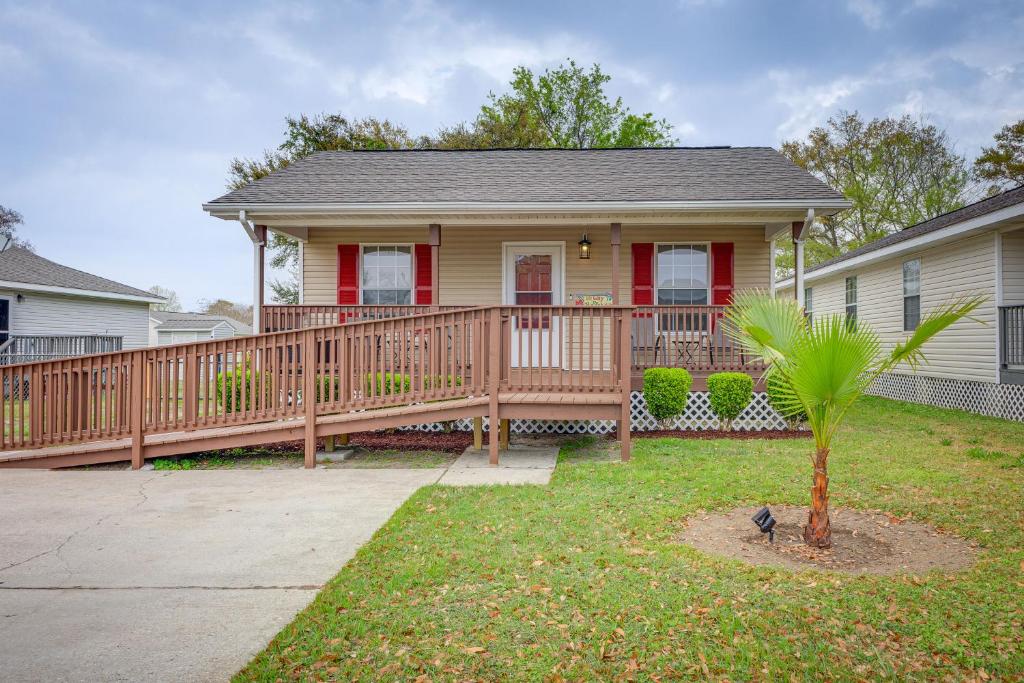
[769,239,776,298]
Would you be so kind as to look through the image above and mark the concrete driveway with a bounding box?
[0,468,444,682]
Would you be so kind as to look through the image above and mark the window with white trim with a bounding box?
[656,244,709,305]
[804,287,813,323]
[903,259,921,331]
[845,276,857,327]
[361,245,412,304]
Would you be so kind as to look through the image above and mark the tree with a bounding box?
[973,119,1024,194]
[199,299,253,325]
[437,60,675,149]
[148,285,182,312]
[779,112,970,274]
[0,205,33,251]
[724,291,981,548]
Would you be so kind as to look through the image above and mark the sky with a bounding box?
[1,0,1022,310]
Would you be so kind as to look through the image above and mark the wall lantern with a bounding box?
[577,233,592,260]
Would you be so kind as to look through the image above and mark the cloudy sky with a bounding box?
[1,0,1022,309]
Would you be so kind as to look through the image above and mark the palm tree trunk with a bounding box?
[803,446,832,548]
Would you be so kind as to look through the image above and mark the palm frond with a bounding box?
[722,290,805,363]
[884,295,986,373]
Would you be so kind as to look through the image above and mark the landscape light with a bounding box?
[752,506,776,543]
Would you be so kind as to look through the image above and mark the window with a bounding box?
[804,287,813,323]
[903,259,921,331]
[656,244,709,304]
[845,276,857,327]
[361,245,412,304]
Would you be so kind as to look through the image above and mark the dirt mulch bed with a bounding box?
[680,505,977,575]
[233,431,475,455]
[635,429,808,440]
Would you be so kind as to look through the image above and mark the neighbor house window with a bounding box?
[804,287,813,323]
[361,245,413,304]
[903,259,921,331]
[845,276,858,328]
[656,244,709,329]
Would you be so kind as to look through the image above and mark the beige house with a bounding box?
[778,185,1024,421]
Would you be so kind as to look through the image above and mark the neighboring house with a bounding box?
[778,185,1024,422]
[149,311,252,346]
[0,246,164,363]
[202,147,850,431]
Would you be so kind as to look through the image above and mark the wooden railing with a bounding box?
[999,305,1024,368]
[631,305,764,374]
[261,304,465,333]
[0,335,123,365]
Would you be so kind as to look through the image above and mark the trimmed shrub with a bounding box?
[215,367,271,413]
[366,372,411,396]
[765,374,808,429]
[316,374,340,403]
[423,374,463,390]
[707,372,754,431]
[642,368,692,428]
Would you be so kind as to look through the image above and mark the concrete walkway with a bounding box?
[0,449,560,682]
[0,469,443,682]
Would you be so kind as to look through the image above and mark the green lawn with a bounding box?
[236,397,1024,681]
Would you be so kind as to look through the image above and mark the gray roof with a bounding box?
[207,147,846,206]
[807,185,1024,274]
[0,247,159,300]
[150,311,252,334]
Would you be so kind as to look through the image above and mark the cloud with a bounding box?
[845,0,886,29]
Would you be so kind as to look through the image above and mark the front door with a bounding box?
[503,244,563,367]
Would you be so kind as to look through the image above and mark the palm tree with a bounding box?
[724,291,983,548]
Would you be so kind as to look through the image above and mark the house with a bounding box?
[149,311,252,346]
[777,185,1024,421]
[1,146,853,469]
[0,246,164,363]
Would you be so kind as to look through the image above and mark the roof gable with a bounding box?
[0,247,160,301]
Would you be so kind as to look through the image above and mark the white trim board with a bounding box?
[0,280,164,304]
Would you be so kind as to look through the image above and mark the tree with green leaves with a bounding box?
[437,60,675,149]
[779,112,970,274]
[973,119,1024,194]
[724,291,982,548]
[0,205,33,251]
[199,298,253,326]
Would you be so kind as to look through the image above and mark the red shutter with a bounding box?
[710,242,734,305]
[631,243,654,305]
[336,244,360,305]
[414,244,432,305]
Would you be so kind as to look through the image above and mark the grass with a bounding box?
[235,396,1024,681]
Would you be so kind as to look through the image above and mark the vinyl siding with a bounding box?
[0,290,152,349]
[301,225,771,306]
[1002,228,1024,304]
[785,233,998,383]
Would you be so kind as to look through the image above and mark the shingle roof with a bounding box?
[206,147,846,206]
[150,311,252,333]
[807,185,1024,273]
[0,247,159,300]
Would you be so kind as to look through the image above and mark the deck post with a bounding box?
[473,416,483,450]
[499,419,510,450]
[610,223,622,304]
[618,310,632,462]
[488,307,501,465]
[324,435,335,452]
[429,223,441,309]
[338,433,349,446]
[130,350,145,469]
[303,329,317,468]
[254,225,267,332]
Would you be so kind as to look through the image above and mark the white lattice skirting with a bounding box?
[400,391,788,434]
[867,373,1024,423]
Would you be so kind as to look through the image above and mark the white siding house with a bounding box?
[0,247,163,362]
[149,311,251,346]
[778,185,1024,421]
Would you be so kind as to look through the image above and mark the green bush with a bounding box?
[215,367,271,413]
[366,372,411,396]
[316,374,340,403]
[707,372,754,431]
[765,374,808,429]
[423,374,463,390]
[642,368,692,427]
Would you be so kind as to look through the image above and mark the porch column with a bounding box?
[610,223,622,304]
[254,225,267,331]
[429,223,441,307]
[792,221,805,307]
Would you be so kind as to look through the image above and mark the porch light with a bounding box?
[577,233,592,259]
[752,506,776,543]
